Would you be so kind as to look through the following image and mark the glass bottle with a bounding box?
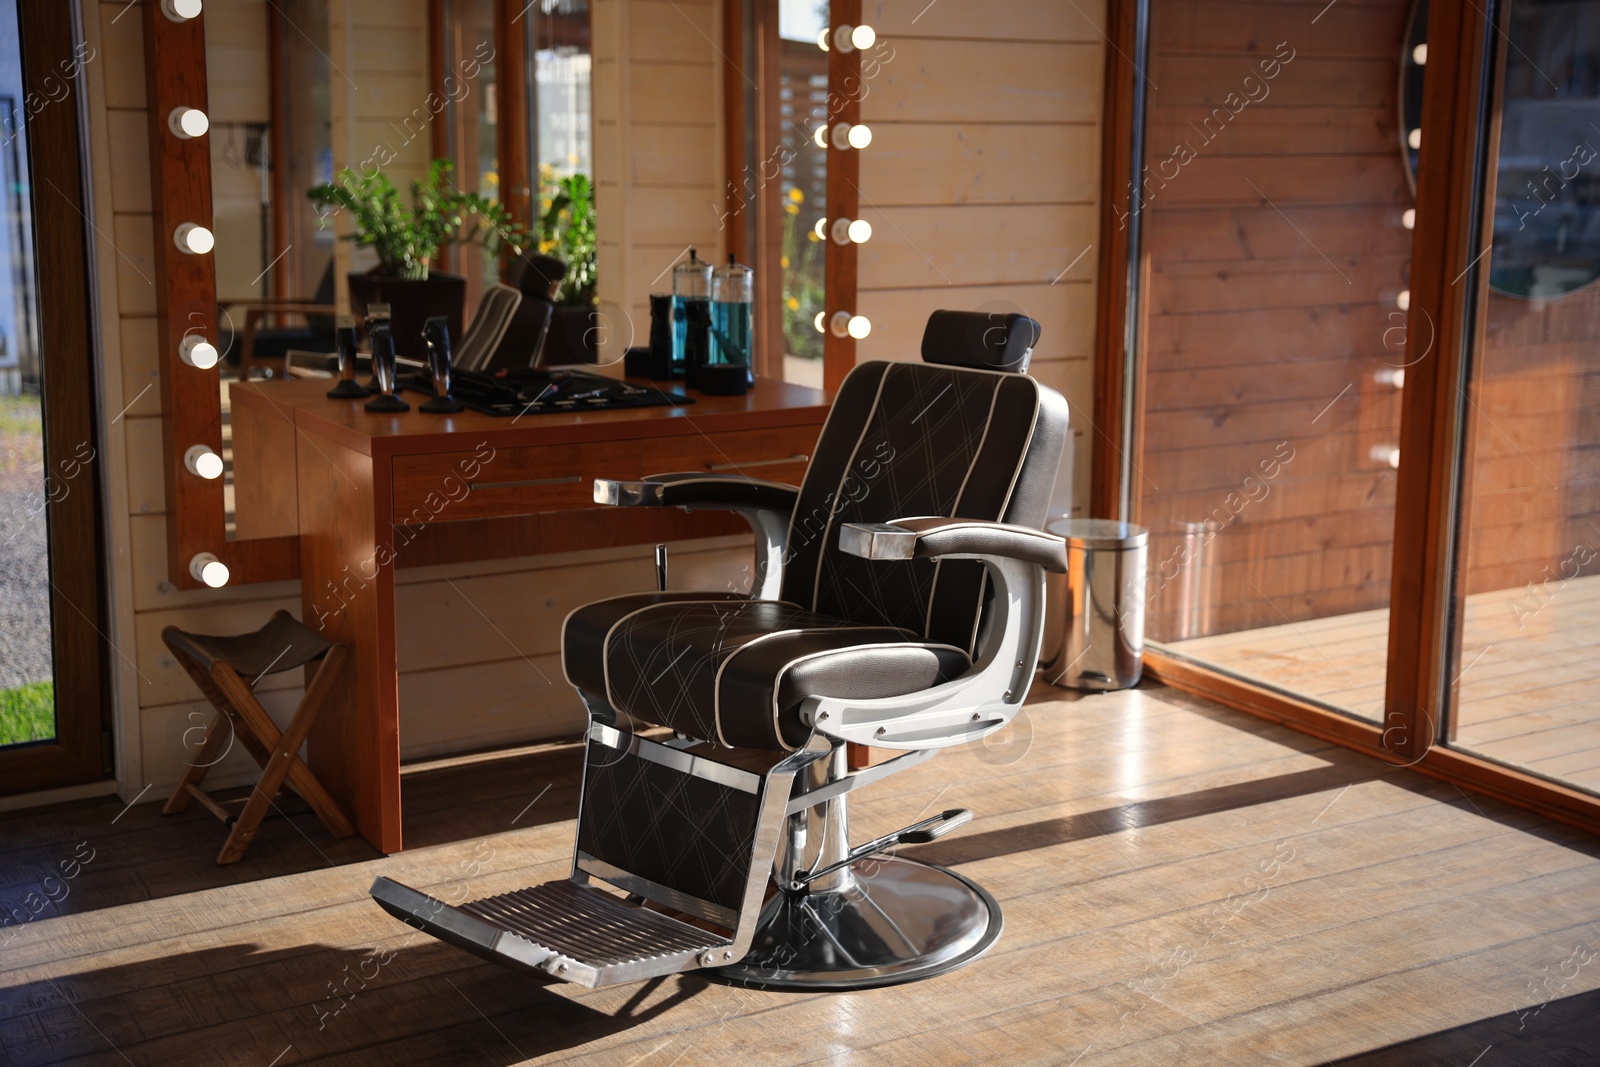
[710,253,755,385]
[671,248,712,380]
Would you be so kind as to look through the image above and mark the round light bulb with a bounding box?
[830,217,852,244]
[817,29,830,51]
[184,444,223,480]
[1407,128,1421,150]
[847,314,872,339]
[847,124,873,149]
[851,25,876,50]
[813,217,828,239]
[814,126,829,148]
[1413,43,1427,66]
[1370,445,1401,470]
[814,311,827,333]
[168,106,209,139]
[179,334,219,369]
[1401,208,1416,230]
[829,310,852,337]
[189,552,230,588]
[833,24,857,52]
[1396,289,1410,311]
[847,218,872,243]
[162,0,203,20]
[175,223,214,255]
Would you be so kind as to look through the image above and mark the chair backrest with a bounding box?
[780,311,1067,656]
[456,284,523,372]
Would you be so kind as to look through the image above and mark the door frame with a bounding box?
[1091,0,1600,837]
[0,0,111,794]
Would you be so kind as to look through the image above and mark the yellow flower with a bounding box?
[539,240,554,254]
[785,202,799,216]
[788,188,804,204]
[786,297,800,311]
[780,256,790,268]
[807,230,821,242]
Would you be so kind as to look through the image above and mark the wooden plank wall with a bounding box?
[1135,0,1413,640]
[591,0,726,343]
[855,0,1105,520]
[80,0,750,803]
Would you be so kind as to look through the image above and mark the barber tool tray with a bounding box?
[403,367,692,416]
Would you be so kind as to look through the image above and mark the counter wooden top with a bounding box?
[229,376,831,458]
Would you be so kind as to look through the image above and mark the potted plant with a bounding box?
[532,169,600,363]
[308,159,530,356]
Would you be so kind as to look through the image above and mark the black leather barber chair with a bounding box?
[372,309,1069,990]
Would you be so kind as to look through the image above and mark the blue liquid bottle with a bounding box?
[710,253,754,386]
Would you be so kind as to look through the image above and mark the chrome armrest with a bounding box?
[592,473,800,600]
[802,517,1065,750]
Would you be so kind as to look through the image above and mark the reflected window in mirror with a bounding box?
[738,0,828,388]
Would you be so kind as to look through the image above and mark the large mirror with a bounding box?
[152,0,857,573]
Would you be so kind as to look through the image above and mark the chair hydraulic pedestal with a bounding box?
[371,309,1070,990]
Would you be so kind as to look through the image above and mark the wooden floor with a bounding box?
[1168,576,1600,794]
[4,681,1600,1065]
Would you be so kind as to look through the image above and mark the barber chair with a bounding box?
[371,309,1069,990]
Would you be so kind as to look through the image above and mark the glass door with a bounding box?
[1445,0,1600,795]
[1125,0,1415,721]
[0,0,107,794]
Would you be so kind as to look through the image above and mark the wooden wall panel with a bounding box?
[856,0,1106,521]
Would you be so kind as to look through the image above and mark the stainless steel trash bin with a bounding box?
[1040,519,1149,691]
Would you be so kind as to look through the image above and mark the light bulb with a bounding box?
[1407,128,1421,150]
[833,24,856,52]
[162,0,202,20]
[847,218,872,243]
[175,223,214,255]
[179,334,219,369]
[1401,208,1416,230]
[1370,445,1401,470]
[189,552,230,588]
[829,311,871,339]
[814,311,827,333]
[851,25,876,50]
[1396,289,1410,311]
[1375,367,1406,389]
[817,29,830,51]
[168,107,209,139]
[830,217,874,244]
[814,126,829,148]
[847,124,873,149]
[814,218,828,239]
[1413,43,1427,65]
[184,444,223,480]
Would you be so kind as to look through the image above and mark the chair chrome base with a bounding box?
[709,856,1002,991]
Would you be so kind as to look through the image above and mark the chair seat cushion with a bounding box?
[562,592,971,750]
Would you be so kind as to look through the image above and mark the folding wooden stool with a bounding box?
[161,610,356,864]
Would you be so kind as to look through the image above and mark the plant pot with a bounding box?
[346,270,467,359]
[542,305,600,366]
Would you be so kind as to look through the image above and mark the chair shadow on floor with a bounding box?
[0,739,590,924]
[0,937,721,1066]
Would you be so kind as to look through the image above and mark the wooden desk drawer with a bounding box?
[391,424,819,525]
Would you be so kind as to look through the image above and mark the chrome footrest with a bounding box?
[370,876,733,988]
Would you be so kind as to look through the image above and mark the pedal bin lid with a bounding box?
[1045,518,1149,551]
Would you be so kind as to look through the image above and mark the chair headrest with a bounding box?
[920,310,1041,373]
[506,252,568,302]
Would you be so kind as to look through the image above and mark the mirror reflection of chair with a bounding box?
[371,309,1068,991]
[227,261,338,381]
[453,283,523,373]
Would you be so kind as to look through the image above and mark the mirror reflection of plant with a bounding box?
[781,186,824,361]
[536,167,598,307]
[307,159,530,282]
